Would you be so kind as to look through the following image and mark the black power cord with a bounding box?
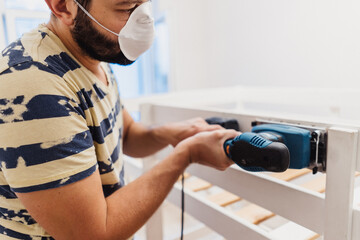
[180,173,185,240]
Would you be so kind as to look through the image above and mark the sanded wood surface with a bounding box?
[270,168,312,181]
[308,234,321,240]
[268,221,320,240]
[184,178,212,192]
[301,172,359,193]
[207,191,241,207]
[235,204,275,225]
[301,174,327,193]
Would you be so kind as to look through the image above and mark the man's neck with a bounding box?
[46,21,108,86]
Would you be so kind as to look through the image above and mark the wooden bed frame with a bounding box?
[124,87,360,240]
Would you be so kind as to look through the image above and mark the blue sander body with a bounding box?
[224,124,312,172]
[206,117,326,173]
[252,124,312,169]
[223,132,290,172]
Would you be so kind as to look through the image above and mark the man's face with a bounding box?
[71,0,145,65]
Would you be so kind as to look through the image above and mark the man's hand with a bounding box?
[156,117,224,147]
[176,129,240,170]
[122,108,225,157]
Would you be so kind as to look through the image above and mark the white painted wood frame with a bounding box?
[140,102,360,240]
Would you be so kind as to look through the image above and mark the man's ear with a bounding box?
[45,0,78,26]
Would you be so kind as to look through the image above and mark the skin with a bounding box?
[70,0,135,65]
[15,0,240,239]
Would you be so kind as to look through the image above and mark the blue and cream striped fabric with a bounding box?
[0,24,125,239]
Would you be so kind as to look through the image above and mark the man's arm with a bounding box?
[16,129,238,240]
[122,108,223,157]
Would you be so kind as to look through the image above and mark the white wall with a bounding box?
[162,0,360,91]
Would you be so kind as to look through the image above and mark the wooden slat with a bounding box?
[268,221,319,240]
[177,172,191,181]
[236,173,328,226]
[301,174,327,193]
[300,172,359,194]
[167,185,272,240]
[184,169,341,232]
[207,191,241,207]
[233,171,324,226]
[181,127,359,236]
[270,168,312,181]
[308,234,321,240]
[235,204,275,225]
[184,178,212,192]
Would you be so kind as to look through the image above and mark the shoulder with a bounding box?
[0,27,85,100]
[0,41,81,80]
[0,25,82,81]
[0,41,85,125]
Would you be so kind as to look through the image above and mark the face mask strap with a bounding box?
[73,0,120,37]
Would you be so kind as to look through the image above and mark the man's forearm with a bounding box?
[104,146,190,239]
[123,121,171,157]
[122,116,223,158]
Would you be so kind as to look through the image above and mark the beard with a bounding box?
[71,9,134,65]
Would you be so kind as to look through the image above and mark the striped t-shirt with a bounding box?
[0,24,125,239]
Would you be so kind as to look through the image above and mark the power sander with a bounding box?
[206,118,327,174]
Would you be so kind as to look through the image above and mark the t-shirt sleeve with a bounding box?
[0,68,98,193]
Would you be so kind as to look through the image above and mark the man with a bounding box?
[0,0,238,239]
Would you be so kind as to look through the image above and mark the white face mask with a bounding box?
[73,0,155,61]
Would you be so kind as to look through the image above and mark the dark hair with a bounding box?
[76,0,92,10]
[51,0,92,19]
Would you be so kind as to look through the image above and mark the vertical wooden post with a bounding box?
[324,127,358,240]
[140,104,164,240]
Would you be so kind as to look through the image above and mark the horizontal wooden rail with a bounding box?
[186,164,325,234]
[168,183,271,240]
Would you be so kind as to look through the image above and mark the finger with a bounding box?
[221,129,241,142]
[207,124,224,131]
